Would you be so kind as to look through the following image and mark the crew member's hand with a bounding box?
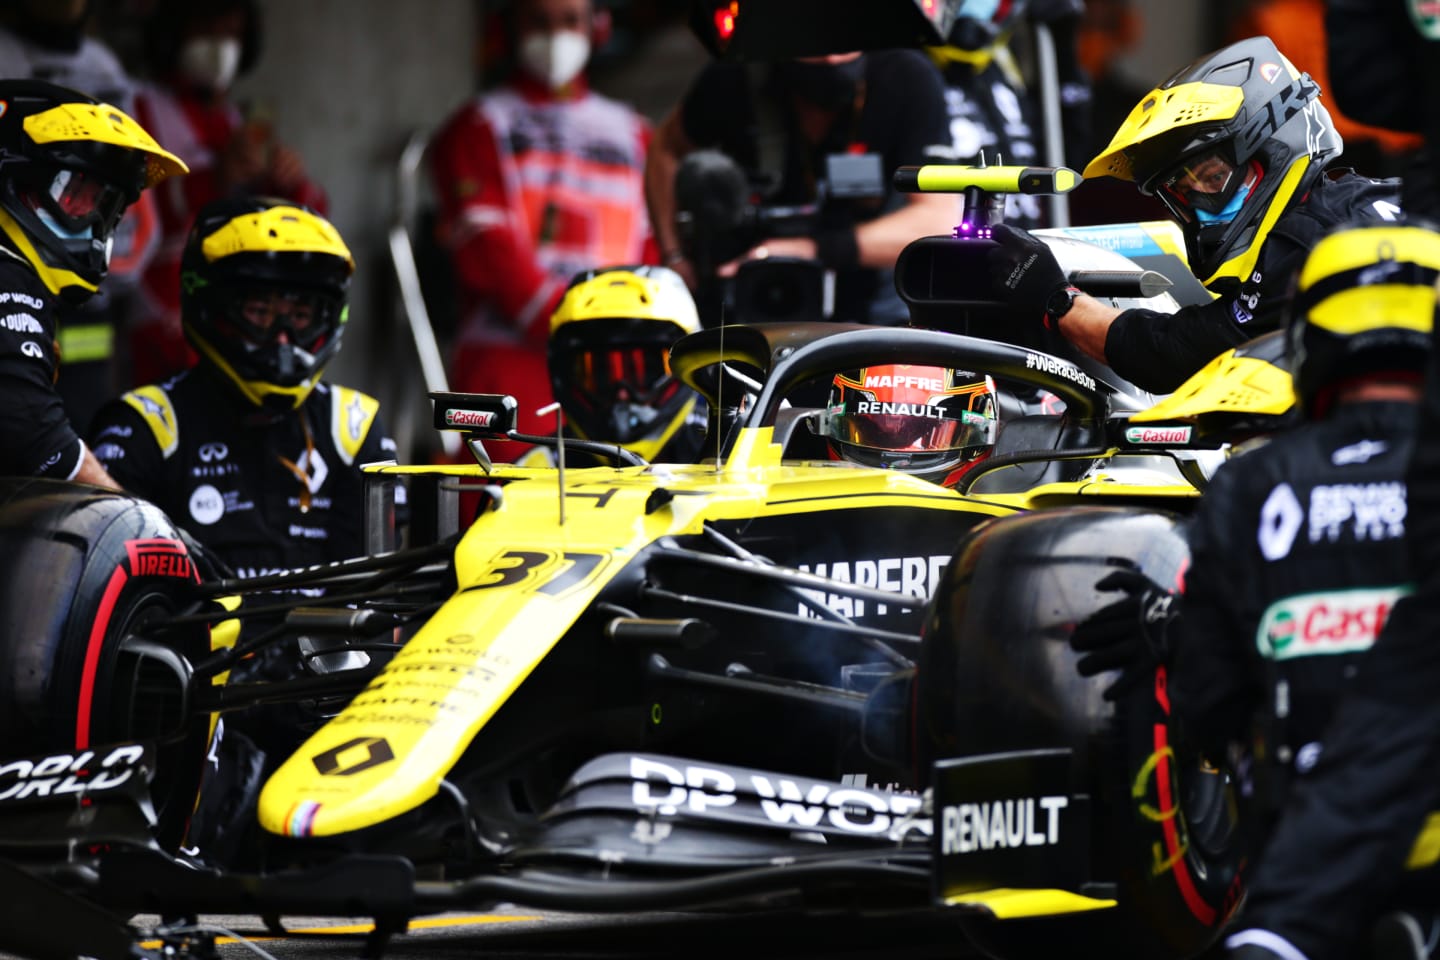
[988,223,1070,321]
[717,236,819,278]
[1069,568,1178,701]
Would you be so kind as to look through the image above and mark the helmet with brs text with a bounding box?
[180,197,353,412]
[548,265,705,462]
[0,78,187,302]
[820,364,998,486]
[1083,35,1341,287]
[1288,221,1440,417]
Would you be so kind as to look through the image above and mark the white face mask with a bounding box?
[517,30,590,91]
[178,36,242,93]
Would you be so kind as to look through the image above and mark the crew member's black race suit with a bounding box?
[1169,400,1416,848]
[679,50,950,325]
[0,256,89,479]
[86,365,397,576]
[1224,386,1440,958]
[1105,172,1401,393]
[86,365,400,865]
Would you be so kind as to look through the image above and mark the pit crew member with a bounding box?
[0,78,186,486]
[987,35,1401,394]
[545,264,707,464]
[429,0,655,453]
[86,196,398,578]
[644,48,956,325]
[1069,221,1437,887]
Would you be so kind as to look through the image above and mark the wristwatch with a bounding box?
[1045,285,1082,326]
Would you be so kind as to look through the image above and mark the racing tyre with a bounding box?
[916,506,1242,960]
[0,478,212,850]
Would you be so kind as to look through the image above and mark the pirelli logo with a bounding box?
[124,538,197,581]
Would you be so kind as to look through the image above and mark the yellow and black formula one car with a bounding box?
[0,183,1294,960]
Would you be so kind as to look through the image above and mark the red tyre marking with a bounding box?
[75,567,129,749]
[1152,719,1216,926]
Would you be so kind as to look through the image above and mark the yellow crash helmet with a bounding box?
[0,78,187,303]
[1288,221,1440,416]
[548,265,704,462]
[180,197,354,412]
[1083,36,1341,288]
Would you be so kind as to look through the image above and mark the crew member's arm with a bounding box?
[644,104,693,281]
[86,400,165,499]
[989,222,1256,393]
[0,318,119,488]
[73,445,121,489]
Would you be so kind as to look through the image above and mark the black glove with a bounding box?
[1069,568,1178,701]
[988,223,1070,321]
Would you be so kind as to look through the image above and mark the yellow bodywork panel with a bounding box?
[944,887,1117,918]
[259,441,1023,838]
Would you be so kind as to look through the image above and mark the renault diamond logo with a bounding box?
[311,736,395,776]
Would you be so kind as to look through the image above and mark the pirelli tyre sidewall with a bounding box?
[917,506,1241,960]
[0,478,210,850]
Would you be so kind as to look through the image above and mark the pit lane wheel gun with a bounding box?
[891,164,1172,304]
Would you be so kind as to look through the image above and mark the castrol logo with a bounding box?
[1125,425,1193,445]
[445,409,495,428]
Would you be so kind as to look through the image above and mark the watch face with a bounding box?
[1046,286,1075,320]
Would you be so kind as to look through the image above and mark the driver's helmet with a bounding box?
[1288,221,1440,418]
[180,196,354,412]
[942,0,1029,53]
[548,265,704,462]
[1083,36,1341,287]
[820,364,998,486]
[0,78,187,303]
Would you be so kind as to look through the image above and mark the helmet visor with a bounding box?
[562,344,680,412]
[18,167,128,237]
[222,284,344,350]
[1158,150,1249,218]
[820,403,996,452]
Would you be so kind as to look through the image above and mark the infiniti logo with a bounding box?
[198,442,229,463]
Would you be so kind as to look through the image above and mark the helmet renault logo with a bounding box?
[1259,62,1282,84]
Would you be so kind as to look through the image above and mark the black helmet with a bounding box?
[1288,221,1440,417]
[943,0,1029,53]
[819,364,999,486]
[547,265,703,461]
[1084,36,1341,286]
[180,197,353,411]
[0,78,187,302]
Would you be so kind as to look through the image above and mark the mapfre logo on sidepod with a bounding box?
[445,408,495,428]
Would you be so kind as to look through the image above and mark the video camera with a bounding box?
[674,149,885,326]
